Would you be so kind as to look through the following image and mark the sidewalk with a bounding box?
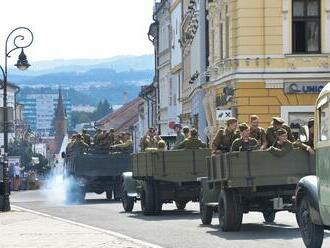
[0,207,160,248]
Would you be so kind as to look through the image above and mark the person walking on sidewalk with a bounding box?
[14,163,21,191]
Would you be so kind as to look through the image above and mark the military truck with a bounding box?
[295,83,330,248]
[121,149,211,215]
[64,148,131,202]
[199,149,315,232]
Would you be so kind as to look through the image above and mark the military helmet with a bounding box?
[158,140,166,149]
[238,123,249,132]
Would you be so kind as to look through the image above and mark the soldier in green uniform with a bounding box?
[72,134,89,154]
[212,118,240,154]
[267,128,314,156]
[111,132,133,150]
[82,129,91,146]
[173,123,185,148]
[249,115,267,149]
[108,128,116,146]
[183,126,190,139]
[231,123,258,152]
[175,128,207,150]
[93,129,102,146]
[265,117,295,148]
[140,128,162,151]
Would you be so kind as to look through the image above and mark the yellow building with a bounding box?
[204,0,330,139]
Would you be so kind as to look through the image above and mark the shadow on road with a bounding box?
[125,209,201,221]
[201,222,330,241]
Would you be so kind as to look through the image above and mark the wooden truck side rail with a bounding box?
[132,149,211,183]
[207,149,315,188]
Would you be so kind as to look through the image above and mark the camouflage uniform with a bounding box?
[266,124,295,147]
[231,137,258,152]
[249,127,266,148]
[212,128,240,153]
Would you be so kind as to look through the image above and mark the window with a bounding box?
[319,101,329,141]
[292,0,321,53]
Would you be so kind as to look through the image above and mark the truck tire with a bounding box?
[121,190,134,212]
[175,200,188,210]
[199,196,213,225]
[297,196,324,248]
[218,189,242,232]
[263,208,276,223]
[141,181,155,216]
[153,182,162,215]
[106,190,113,200]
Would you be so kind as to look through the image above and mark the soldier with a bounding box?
[249,115,267,149]
[82,129,91,146]
[183,126,190,139]
[72,134,89,154]
[231,123,258,152]
[265,117,295,148]
[212,118,240,154]
[111,132,133,150]
[173,123,185,146]
[175,128,207,150]
[267,128,314,156]
[108,128,116,146]
[93,129,102,146]
[66,134,76,154]
[140,127,162,151]
[158,140,167,151]
[305,118,314,149]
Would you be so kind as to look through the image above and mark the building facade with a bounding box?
[205,0,330,141]
[20,92,72,135]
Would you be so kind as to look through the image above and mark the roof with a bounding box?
[95,97,143,132]
[0,80,20,90]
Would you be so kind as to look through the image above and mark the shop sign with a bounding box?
[216,109,233,120]
[284,82,327,94]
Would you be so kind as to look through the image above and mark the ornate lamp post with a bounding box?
[0,27,34,211]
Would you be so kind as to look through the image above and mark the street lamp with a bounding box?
[0,27,34,212]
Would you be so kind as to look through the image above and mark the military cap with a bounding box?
[238,123,249,132]
[226,117,238,126]
[272,117,285,125]
[183,126,190,134]
[276,128,288,136]
[190,128,198,137]
[250,115,259,122]
[174,123,182,129]
[308,118,314,128]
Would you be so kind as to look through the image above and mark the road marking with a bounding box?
[12,205,163,248]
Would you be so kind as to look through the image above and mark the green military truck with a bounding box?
[295,83,330,248]
[121,149,211,215]
[64,148,131,202]
[199,149,315,232]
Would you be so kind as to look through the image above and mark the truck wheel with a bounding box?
[106,190,113,200]
[298,196,324,248]
[175,200,188,210]
[141,181,155,216]
[121,190,134,212]
[218,189,242,232]
[153,182,162,215]
[200,197,213,225]
[263,208,276,223]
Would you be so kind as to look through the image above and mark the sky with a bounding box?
[0,0,155,62]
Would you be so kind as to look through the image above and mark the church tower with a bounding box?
[54,87,67,150]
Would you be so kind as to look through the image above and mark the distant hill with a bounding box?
[10,54,154,106]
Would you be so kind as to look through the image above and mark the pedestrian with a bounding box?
[14,162,21,191]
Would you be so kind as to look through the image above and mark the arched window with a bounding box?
[292,0,320,53]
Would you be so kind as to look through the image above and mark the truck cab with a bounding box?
[296,83,330,248]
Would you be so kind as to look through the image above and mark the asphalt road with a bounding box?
[11,190,330,248]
